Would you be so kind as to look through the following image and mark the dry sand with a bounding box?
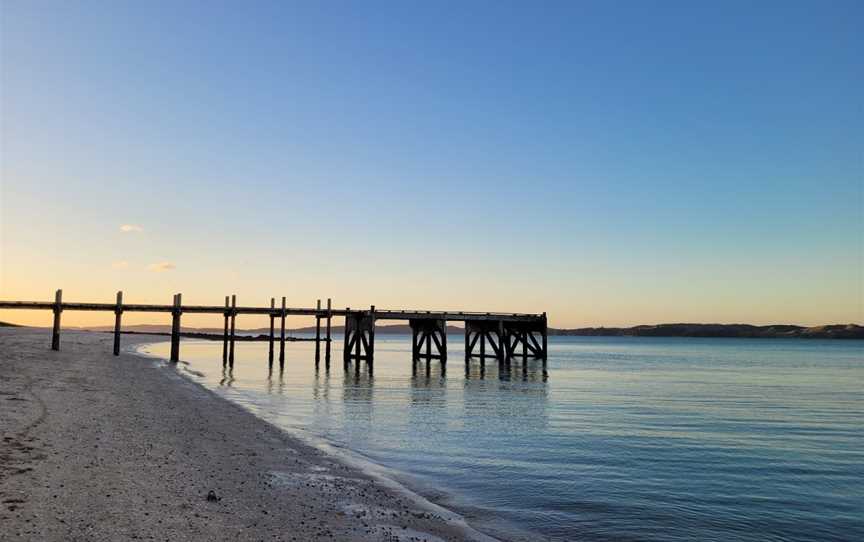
[0,327,499,541]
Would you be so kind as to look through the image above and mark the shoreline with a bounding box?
[0,327,502,541]
[132,343,521,542]
[133,340,542,542]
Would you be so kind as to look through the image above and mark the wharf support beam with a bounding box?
[464,320,505,363]
[465,316,549,365]
[343,308,375,368]
[409,318,447,363]
[503,318,548,361]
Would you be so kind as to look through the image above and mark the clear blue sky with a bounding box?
[1,0,861,327]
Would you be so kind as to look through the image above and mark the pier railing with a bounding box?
[0,290,548,371]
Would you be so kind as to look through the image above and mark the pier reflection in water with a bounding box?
[219,367,235,387]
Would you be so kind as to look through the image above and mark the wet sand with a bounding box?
[0,327,496,541]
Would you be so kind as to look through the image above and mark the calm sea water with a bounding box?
[138,336,863,542]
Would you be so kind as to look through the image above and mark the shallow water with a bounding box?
[139,336,864,542]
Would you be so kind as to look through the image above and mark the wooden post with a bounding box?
[354,342,361,377]
[480,329,486,370]
[279,296,286,368]
[343,308,351,366]
[425,330,431,374]
[354,316,361,361]
[222,296,229,367]
[522,330,528,361]
[464,327,470,362]
[441,328,447,375]
[228,294,236,368]
[440,321,447,365]
[170,293,182,362]
[325,298,332,367]
[368,305,375,371]
[542,312,548,366]
[113,291,123,356]
[268,298,275,366]
[411,322,420,361]
[497,321,506,362]
[315,299,321,364]
[51,289,62,350]
[169,294,176,361]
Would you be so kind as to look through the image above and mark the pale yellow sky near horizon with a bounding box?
[1,222,860,329]
[1,202,861,329]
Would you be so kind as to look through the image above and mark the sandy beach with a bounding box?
[0,327,495,541]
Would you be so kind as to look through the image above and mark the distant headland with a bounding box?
[549,323,863,339]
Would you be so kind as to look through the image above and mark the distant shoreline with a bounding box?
[548,323,863,340]
[2,321,861,340]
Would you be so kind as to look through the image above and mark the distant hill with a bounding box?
[549,323,864,340]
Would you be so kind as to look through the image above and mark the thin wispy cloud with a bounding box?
[147,262,176,272]
[119,224,143,233]
[111,260,129,269]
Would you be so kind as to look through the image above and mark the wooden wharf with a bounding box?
[1,290,548,371]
